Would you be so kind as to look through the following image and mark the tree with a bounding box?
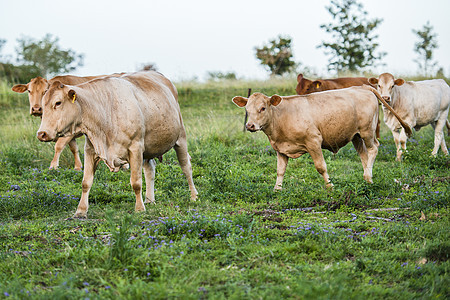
[412,21,439,76]
[206,71,237,81]
[318,0,386,74]
[255,36,296,77]
[0,39,6,61]
[15,34,84,78]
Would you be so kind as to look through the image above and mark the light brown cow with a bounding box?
[369,73,450,160]
[37,71,198,218]
[296,73,380,138]
[12,74,122,170]
[296,73,371,95]
[232,87,411,189]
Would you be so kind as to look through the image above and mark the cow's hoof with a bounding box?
[73,213,87,219]
[144,198,156,204]
[274,186,283,191]
[326,183,334,189]
[74,166,82,171]
[135,206,146,212]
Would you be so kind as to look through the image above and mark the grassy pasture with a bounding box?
[0,77,448,299]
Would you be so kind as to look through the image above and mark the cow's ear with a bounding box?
[312,81,322,89]
[368,78,378,85]
[297,73,303,83]
[68,89,77,103]
[394,78,405,86]
[270,95,282,106]
[12,84,28,93]
[232,96,247,107]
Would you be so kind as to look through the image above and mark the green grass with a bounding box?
[0,77,448,299]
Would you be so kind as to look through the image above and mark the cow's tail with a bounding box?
[361,85,413,138]
[446,119,450,136]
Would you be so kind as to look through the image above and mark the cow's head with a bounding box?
[12,77,50,116]
[296,73,324,95]
[368,73,405,103]
[232,92,282,132]
[37,81,81,142]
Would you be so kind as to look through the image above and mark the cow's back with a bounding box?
[323,77,370,90]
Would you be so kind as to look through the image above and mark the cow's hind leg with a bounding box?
[357,133,379,184]
[352,134,369,182]
[129,144,145,212]
[68,138,83,170]
[174,135,198,200]
[143,159,156,204]
[308,146,332,188]
[431,118,448,156]
[74,138,100,218]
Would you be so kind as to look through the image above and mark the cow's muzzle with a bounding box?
[382,96,391,103]
[246,123,259,132]
[30,106,42,116]
[37,131,53,142]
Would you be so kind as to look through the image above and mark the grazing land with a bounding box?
[0,78,448,299]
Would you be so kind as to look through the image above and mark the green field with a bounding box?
[0,78,448,299]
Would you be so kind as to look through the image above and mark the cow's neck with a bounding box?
[261,109,280,141]
[78,97,117,162]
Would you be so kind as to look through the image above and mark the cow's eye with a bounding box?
[55,101,62,108]
[260,107,266,113]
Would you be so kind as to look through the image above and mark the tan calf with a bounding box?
[233,87,411,189]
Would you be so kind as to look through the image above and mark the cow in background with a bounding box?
[295,73,380,138]
[12,73,123,170]
[369,73,450,161]
[296,74,371,95]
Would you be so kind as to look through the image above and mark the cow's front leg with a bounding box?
[397,128,408,160]
[68,138,83,171]
[143,159,156,204]
[74,138,99,218]
[49,136,72,170]
[391,130,403,161]
[274,152,289,190]
[129,144,145,212]
[308,147,332,188]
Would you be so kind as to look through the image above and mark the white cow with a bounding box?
[369,73,450,161]
[37,71,198,218]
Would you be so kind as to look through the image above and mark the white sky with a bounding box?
[1,0,449,81]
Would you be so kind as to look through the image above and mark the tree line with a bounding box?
[0,0,442,83]
[255,0,441,78]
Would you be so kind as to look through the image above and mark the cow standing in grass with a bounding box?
[296,73,381,139]
[37,71,198,218]
[12,74,123,170]
[369,73,450,161]
[232,87,411,189]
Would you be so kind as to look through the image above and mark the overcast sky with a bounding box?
[1,0,449,81]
